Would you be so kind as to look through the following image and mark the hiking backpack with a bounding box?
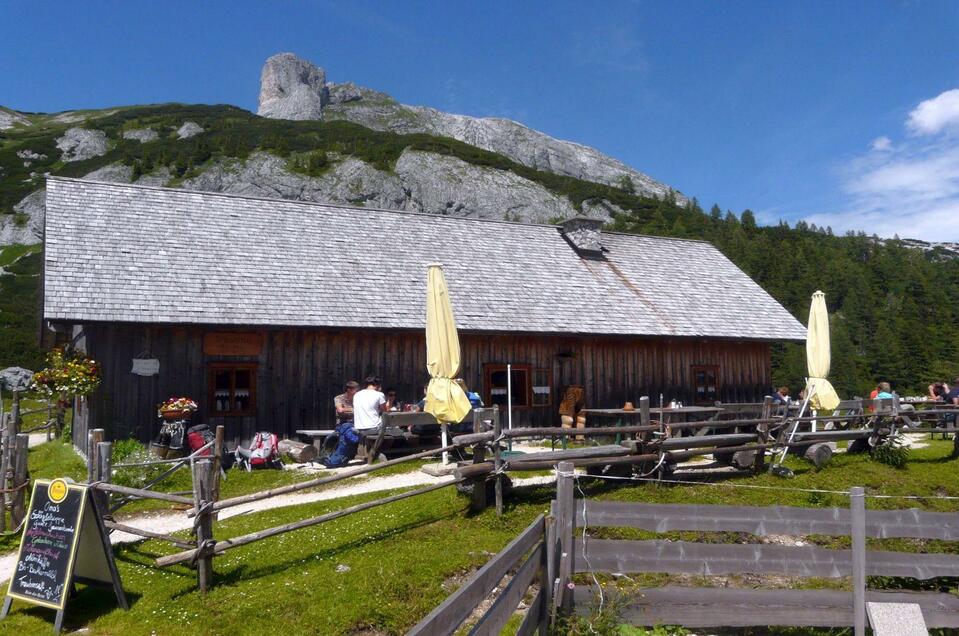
[236,431,281,470]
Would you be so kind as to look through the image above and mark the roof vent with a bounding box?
[559,217,604,255]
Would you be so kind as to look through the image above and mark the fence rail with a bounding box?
[406,514,549,636]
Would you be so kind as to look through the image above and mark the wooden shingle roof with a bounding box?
[43,177,806,341]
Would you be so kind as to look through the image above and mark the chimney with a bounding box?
[559,217,604,255]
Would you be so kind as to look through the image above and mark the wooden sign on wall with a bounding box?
[203,332,264,356]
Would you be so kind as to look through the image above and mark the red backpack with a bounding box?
[243,431,280,469]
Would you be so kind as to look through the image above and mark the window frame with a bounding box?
[208,362,258,416]
[691,364,720,405]
[483,364,552,410]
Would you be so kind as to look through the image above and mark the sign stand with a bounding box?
[1,479,127,633]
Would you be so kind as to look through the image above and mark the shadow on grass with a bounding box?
[7,585,142,631]
[206,510,462,589]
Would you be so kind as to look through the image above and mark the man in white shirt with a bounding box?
[353,376,389,431]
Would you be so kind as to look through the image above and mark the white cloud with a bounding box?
[804,89,959,242]
[907,88,959,135]
[871,136,892,151]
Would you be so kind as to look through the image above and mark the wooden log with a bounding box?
[211,425,225,522]
[11,434,28,528]
[93,481,194,505]
[851,486,866,636]
[103,520,196,549]
[555,461,574,614]
[193,459,214,591]
[453,431,494,446]
[160,478,464,568]
[804,442,834,469]
[278,439,317,463]
[199,443,459,516]
[87,428,104,483]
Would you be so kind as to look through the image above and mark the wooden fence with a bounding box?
[407,514,553,636]
[413,459,959,634]
[0,392,30,533]
[552,461,959,634]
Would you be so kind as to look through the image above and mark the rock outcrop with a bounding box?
[122,127,158,143]
[0,107,31,130]
[179,149,578,222]
[257,53,327,121]
[55,127,108,162]
[177,121,204,139]
[395,150,577,221]
[255,52,682,201]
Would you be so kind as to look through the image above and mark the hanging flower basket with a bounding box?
[157,396,198,420]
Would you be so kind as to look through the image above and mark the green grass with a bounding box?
[0,437,956,634]
[0,243,40,269]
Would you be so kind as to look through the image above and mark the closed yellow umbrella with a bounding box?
[804,290,840,412]
[424,264,472,426]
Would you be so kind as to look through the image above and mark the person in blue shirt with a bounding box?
[876,382,916,427]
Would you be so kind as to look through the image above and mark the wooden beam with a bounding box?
[200,443,459,516]
[573,538,959,579]
[159,479,465,568]
[406,514,544,636]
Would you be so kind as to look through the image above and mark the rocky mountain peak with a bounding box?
[253,52,683,201]
[257,53,327,121]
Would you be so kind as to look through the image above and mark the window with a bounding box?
[208,363,257,416]
[483,364,552,409]
[692,365,719,405]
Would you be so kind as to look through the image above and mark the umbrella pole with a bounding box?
[441,424,449,465]
[506,364,513,452]
[777,383,815,465]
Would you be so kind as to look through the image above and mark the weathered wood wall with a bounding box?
[73,324,771,445]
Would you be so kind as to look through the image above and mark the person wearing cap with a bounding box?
[334,380,359,425]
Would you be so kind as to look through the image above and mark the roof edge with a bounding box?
[45,175,714,246]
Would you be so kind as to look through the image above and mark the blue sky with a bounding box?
[3,1,959,240]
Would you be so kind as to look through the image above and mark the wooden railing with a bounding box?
[407,514,553,636]
[550,461,959,634]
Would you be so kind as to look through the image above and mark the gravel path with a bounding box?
[0,466,554,584]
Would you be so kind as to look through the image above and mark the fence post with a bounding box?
[87,428,104,483]
[193,459,215,591]
[493,406,503,516]
[544,508,557,632]
[469,409,489,513]
[46,400,52,442]
[11,433,28,528]
[850,486,866,636]
[211,425,225,521]
[97,441,112,514]
[555,460,575,615]
[754,396,773,474]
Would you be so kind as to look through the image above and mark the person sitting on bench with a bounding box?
[354,375,390,436]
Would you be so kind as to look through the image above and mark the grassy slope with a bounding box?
[0,439,955,635]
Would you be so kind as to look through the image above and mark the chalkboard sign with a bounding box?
[1,479,127,632]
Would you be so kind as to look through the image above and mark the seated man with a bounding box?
[876,382,916,428]
[354,375,389,436]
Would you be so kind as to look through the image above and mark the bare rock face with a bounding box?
[122,127,158,143]
[56,127,108,162]
[257,53,327,121]
[177,121,204,139]
[0,189,45,245]
[181,152,407,209]
[0,107,31,130]
[395,149,578,222]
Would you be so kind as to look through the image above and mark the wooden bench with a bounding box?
[294,429,337,454]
